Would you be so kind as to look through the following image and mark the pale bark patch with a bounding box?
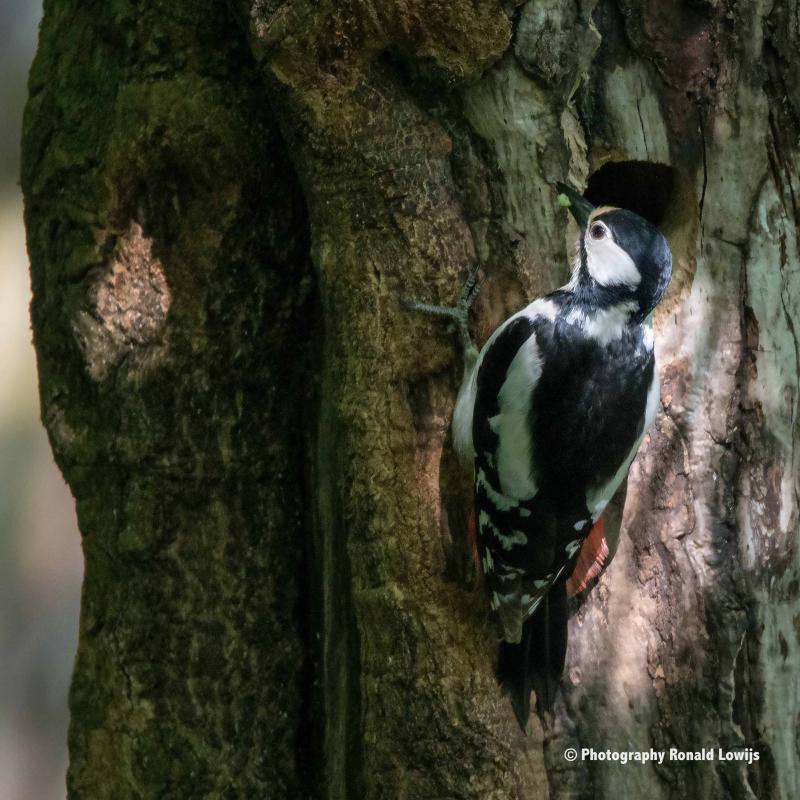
[73,221,171,381]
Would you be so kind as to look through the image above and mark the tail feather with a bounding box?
[497,581,568,731]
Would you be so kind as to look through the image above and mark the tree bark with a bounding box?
[22,1,799,799]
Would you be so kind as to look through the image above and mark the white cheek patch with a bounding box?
[586,235,641,288]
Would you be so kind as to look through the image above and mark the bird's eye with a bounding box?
[589,223,607,240]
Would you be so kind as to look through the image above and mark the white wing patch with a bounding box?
[493,332,542,499]
[451,298,557,476]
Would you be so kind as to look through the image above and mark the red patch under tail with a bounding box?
[567,516,610,597]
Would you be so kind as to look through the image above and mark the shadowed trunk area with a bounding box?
[22,0,800,798]
[22,3,318,796]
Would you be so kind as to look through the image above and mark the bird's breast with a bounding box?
[529,316,655,505]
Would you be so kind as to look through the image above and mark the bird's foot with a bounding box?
[402,265,482,360]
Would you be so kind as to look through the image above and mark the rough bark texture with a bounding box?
[22,5,316,796]
[22,1,799,799]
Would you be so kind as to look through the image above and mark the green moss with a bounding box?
[24,1,315,797]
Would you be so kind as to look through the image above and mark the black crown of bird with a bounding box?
[404,182,672,731]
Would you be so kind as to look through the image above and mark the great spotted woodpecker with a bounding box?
[406,185,672,729]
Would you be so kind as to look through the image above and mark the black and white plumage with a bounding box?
[452,186,672,727]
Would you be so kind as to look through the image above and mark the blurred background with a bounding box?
[1,3,83,799]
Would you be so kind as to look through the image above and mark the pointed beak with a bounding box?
[556,183,595,229]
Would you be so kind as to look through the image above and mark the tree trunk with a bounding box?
[22,1,799,798]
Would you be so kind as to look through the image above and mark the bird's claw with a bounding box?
[402,266,482,357]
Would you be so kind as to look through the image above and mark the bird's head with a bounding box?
[557,183,672,321]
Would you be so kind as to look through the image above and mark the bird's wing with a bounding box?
[472,310,543,500]
[470,306,561,642]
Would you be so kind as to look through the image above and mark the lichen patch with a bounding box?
[73,221,171,381]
